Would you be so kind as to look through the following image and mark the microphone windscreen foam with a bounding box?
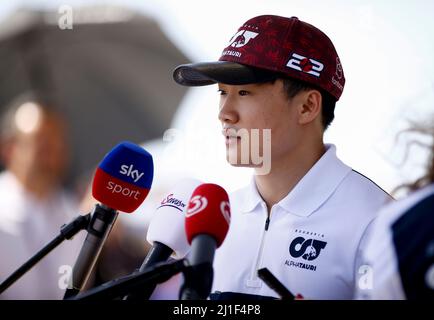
[147,178,202,259]
[185,183,231,248]
[92,141,154,213]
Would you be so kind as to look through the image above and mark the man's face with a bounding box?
[218,79,304,171]
[10,113,68,182]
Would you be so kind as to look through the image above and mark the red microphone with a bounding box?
[180,183,231,300]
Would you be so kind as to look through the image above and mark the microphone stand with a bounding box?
[123,242,173,301]
[0,214,91,295]
[70,259,188,300]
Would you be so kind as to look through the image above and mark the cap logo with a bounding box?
[228,30,259,48]
[331,57,344,92]
[335,57,343,80]
[286,53,324,77]
[186,195,208,217]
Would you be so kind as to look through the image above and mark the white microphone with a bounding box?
[124,178,202,300]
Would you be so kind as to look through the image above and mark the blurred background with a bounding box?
[0,0,433,299]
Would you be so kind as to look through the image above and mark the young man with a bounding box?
[173,15,391,299]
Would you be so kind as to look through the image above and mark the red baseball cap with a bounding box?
[173,15,345,100]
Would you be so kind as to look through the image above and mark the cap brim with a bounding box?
[173,61,277,86]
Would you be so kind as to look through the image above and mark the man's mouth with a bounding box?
[225,135,241,146]
[222,128,240,138]
[222,128,242,146]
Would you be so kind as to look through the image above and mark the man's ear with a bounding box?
[297,89,322,125]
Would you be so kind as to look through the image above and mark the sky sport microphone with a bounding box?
[180,183,231,300]
[63,141,153,299]
[124,178,201,300]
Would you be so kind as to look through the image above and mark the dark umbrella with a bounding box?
[0,6,189,188]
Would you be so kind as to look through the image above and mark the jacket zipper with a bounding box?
[246,212,270,288]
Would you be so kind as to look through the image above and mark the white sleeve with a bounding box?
[354,213,406,300]
[353,217,376,299]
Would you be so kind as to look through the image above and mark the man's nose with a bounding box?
[218,96,239,124]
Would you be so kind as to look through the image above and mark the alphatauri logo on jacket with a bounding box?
[289,237,327,261]
[285,229,327,272]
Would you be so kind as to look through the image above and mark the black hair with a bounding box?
[280,77,336,130]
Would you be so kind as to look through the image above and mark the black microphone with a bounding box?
[180,183,231,300]
[63,142,154,298]
[124,178,201,300]
[71,259,188,301]
[257,268,295,300]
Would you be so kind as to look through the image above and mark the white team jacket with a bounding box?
[212,144,391,300]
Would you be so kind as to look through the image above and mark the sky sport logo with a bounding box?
[119,164,144,182]
[105,163,145,200]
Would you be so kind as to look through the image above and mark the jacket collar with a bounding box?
[239,144,352,217]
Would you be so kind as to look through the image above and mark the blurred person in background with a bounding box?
[356,119,434,300]
[0,95,83,299]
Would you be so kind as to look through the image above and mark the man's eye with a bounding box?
[217,89,226,95]
[238,90,249,96]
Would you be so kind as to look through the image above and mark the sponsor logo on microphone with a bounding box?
[119,164,144,182]
[158,193,187,211]
[103,163,145,199]
[220,201,231,225]
[186,195,208,217]
[106,181,141,199]
[92,142,153,213]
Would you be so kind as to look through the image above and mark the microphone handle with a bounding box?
[188,234,216,265]
[139,242,173,271]
[64,204,118,299]
[180,234,216,300]
[124,242,173,300]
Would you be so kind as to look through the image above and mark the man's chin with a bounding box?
[226,157,271,175]
[225,157,254,167]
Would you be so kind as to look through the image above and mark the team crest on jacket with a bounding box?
[285,229,327,271]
